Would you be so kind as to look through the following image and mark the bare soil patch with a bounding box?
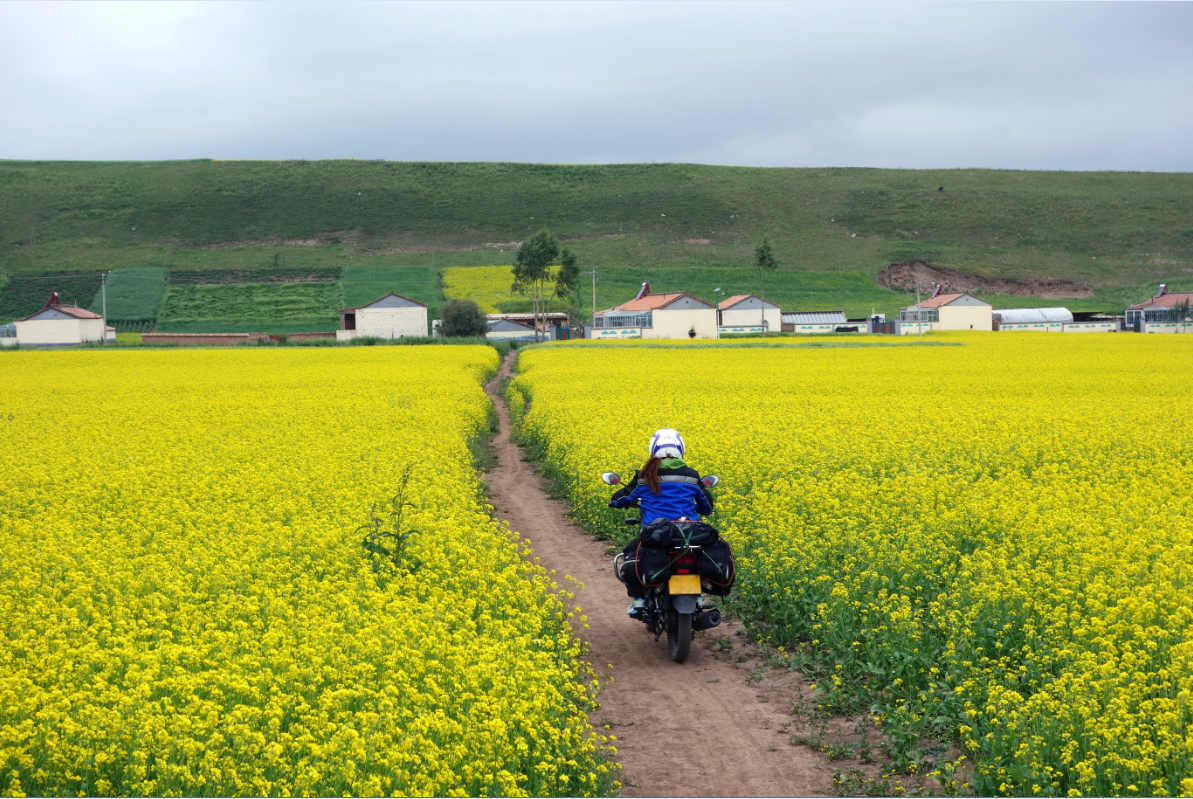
[877,259,1092,299]
[482,354,844,797]
[185,230,358,251]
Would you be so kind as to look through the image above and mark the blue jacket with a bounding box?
[609,461,714,524]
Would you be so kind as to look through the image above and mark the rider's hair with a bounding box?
[641,457,663,494]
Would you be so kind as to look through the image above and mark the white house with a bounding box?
[899,292,992,334]
[337,293,428,341]
[1126,286,1193,333]
[592,284,717,340]
[718,294,781,334]
[14,294,110,345]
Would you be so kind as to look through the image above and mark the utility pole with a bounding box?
[760,271,766,338]
[915,280,922,337]
[588,269,597,336]
[101,271,109,344]
[714,288,724,339]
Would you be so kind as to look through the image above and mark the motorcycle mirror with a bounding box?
[625,517,640,526]
[701,474,720,488]
[601,472,622,485]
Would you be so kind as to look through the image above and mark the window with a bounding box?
[899,308,938,323]
[594,311,652,329]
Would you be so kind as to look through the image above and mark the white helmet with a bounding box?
[649,428,685,459]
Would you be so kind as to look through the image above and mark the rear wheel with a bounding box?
[667,611,693,662]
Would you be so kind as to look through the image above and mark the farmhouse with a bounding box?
[899,292,992,334]
[13,293,113,345]
[591,283,717,339]
[1126,285,1193,333]
[717,294,781,334]
[337,292,428,341]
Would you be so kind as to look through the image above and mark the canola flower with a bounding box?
[442,266,517,313]
[442,266,558,314]
[509,333,1193,797]
[0,346,614,797]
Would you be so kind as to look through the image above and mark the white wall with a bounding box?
[1063,322,1117,333]
[645,307,717,339]
[939,305,993,331]
[594,327,643,339]
[1141,321,1193,334]
[721,305,781,331]
[790,323,838,334]
[356,307,428,338]
[14,317,104,344]
[1001,322,1065,332]
[899,321,935,335]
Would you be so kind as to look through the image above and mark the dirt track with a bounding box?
[483,353,839,797]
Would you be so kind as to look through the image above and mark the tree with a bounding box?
[439,298,489,338]
[754,237,778,337]
[1172,297,1193,333]
[513,227,560,342]
[555,247,580,307]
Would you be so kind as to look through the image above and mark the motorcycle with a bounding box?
[601,470,724,663]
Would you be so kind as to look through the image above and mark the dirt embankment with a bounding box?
[877,260,1093,299]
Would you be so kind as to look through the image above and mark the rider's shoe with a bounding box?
[628,599,646,619]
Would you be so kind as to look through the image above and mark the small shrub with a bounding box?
[439,298,490,338]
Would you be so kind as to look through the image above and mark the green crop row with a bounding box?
[167,266,342,285]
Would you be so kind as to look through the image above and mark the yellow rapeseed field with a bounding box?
[510,334,1193,796]
[0,347,613,797]
[442,266,518,313]
[442,266,559,314]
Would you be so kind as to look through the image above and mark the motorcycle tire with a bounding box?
[667,611,693,663]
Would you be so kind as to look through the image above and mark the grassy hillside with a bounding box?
[1,160,1190,322]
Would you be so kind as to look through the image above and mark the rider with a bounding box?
[610,429,714,617]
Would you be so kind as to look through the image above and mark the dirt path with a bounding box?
[483,353,840,797]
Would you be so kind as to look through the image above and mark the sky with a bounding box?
[1,1,1190,170]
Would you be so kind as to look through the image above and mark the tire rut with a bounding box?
[482,352,839,797]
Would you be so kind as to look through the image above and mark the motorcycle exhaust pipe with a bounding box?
[692,608,722,631]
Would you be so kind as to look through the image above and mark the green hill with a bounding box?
[1,160,1190,324]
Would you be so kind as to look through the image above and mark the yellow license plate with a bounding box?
[668,574,702,594]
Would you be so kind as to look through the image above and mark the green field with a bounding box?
[0,272,101,320]
[342,265,439,310]
[86,267,166,323]
[2,160,1190,324]
[156,282,343,332]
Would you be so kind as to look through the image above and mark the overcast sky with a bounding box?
[1,1,1190,170]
